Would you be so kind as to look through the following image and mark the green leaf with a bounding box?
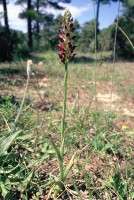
[0,153,19,162]
[104,143,114,151]
[64,151,77,180]
[126,131,134,135]
[23,171,33,187]
[100,179,113,188]
[16,134,34,140]
[0,163,20,174]
[1,183,8,198]
[18,171,33,192]
[19,144,34,152]
[0,130,22,156]
[131,192,134,198]
[50,141,63,169]
[60,138,65,156]
[0,136,6,144]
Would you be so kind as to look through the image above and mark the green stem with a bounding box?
[60,62,68,182]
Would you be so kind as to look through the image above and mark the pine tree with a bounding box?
[16,0,71,49]
[0,0,9,31]
[92,0,119,50]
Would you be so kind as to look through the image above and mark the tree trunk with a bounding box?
[36,0,40,34]
[95,0,100,50]
[3,0,9,32]
[27,0,32,48]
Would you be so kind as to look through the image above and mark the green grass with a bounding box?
[0,52,134,199]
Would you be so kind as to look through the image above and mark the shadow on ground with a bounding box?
[32,54,95,64]
[73,56,95,64]
[0,68,21,75]
[0,67,46,79]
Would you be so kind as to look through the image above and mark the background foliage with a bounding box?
[0,0,133,61]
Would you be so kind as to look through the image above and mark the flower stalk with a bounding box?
[61,62,68,155]
[13,60,32,131]
[60,62,68,182]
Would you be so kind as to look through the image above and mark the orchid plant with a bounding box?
[50,10,77,195]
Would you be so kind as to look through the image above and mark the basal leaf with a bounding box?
[64,151,77,180]
[0,130,22,156]
[50,141,63,169]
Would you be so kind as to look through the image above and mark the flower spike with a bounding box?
[57,10,76,63]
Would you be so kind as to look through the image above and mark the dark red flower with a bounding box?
[57,44,65,51]
[69,21,73,28]
[58,54,65,63]
[59,30,65,35]
[68,41,72,48]
[70,46,76,53]
[61,49,66,55]
[57,44,66,55]
[70,54,76,61]
[59,34,65,42]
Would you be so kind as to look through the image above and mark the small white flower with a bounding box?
[27,60,33,78]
